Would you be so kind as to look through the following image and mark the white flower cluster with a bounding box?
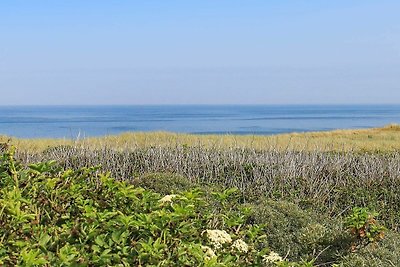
[158,194,177,203]
[262,251,283,263]
[201,245,216,261]
[231,239,249,253]
[205,229,232,249]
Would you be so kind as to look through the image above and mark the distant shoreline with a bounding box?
[1,105,400,139]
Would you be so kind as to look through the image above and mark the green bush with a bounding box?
[337,231,400,267]
[345,207,386,251]
[1,148,315,266]
[249,200,352,264]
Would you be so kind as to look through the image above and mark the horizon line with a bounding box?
[1,103,400,107]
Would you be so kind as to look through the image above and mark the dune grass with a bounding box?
[1,124,400,153]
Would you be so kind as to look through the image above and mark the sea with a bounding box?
[0,105,400,138]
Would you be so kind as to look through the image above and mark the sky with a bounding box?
[0,0,399,105]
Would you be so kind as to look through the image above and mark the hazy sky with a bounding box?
[1,0,399,105]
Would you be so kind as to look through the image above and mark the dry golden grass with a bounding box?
[1,124,400,152]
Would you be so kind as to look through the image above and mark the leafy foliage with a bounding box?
[0,148,316,266]
[345,207,386,251]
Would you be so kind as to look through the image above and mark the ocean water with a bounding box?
[0,105,400,138]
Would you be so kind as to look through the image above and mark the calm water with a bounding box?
[0,105,400,138]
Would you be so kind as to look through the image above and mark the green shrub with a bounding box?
[249,200,352,265]
[1,148,313,266]
[345,207,386,251]
[337,231,400,267]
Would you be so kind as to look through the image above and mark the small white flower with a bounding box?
[205,229,232,249]
[262,251,283,263]
[201,245,216,261]
[231,239,249,253]
[158,194,177,203]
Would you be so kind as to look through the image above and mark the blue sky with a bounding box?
[0,0,399,105]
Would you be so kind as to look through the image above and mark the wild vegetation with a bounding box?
[1,126,400,266]
[14,141,400,231]
[0,146,396,266]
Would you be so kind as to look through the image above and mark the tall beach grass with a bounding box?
[2,124,400,153]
